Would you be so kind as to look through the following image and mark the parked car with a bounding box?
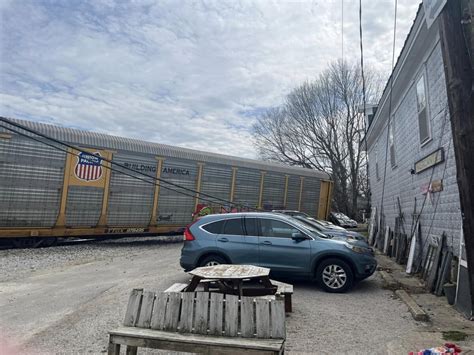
[329,212,358,228]
[271,210,309,217]
[291,215,367,242]
[272,211,362,237]
[311,218,346,231]
[180,212,377,293]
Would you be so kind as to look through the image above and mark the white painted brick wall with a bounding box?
[368,41,463,258]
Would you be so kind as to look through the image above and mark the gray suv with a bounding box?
[180,212,376,293]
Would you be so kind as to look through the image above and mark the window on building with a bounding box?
[416,74,431,144]
[389,117,396,167]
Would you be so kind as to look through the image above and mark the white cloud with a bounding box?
[0,0,420,159]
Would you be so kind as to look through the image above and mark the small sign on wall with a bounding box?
[421,179,444,195]
[431,180,443,193]
[414,148,445,174]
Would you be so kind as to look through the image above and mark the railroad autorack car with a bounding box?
[0,118,333,246]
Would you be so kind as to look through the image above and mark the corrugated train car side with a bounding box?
[0,119,333,245]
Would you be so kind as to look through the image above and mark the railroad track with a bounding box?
[0,237,106,250]
[0,234,183,250]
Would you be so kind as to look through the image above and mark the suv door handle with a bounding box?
[260,240,272,245]
[217,237,229,242]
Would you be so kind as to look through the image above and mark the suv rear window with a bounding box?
[223,218,245,235]
[202,220,225,234]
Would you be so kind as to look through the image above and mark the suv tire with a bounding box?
[316,258,354,293]
[199,255,227,267]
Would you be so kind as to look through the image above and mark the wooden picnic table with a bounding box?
[185,264,277,298]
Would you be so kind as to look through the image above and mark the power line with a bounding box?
[378,0,398,228]
[342,0,344,61]
[358,0,366,112]
[0,117,254,209]
[0,118,259,210]
[415,107,452,271]
[0,123,241,208]
[359,0,370,216]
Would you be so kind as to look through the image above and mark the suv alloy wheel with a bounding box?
[316,258,354,293]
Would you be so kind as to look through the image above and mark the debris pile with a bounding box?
[409,343,462,355]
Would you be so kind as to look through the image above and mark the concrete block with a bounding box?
[395,289,429,322]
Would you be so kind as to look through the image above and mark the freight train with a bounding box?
[0,118,333,247]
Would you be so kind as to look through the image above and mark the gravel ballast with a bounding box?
[0,237,422,354]
[0,236,182,282]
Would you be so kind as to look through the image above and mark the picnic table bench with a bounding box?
[187,264,277,296]
[165,264,294,312]
[164,279,293,313]
[108,288,286,354]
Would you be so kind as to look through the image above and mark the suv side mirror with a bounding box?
[291,232,307,241]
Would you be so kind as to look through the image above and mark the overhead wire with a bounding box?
[0,118,259,211]
[378,0,398,232]
[0,123,240,208]
[358,0,370,216]
[415,107,452,271]
[0,117,254,209]
[406,104,450,271]
[375,0,450,263]
[358,0,366,127]
[342,0,344,61]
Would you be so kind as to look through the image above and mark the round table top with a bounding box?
[189,264,270,279]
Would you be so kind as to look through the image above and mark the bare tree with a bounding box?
[253,60,381,218]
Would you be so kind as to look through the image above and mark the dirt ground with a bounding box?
[0,237,472,354]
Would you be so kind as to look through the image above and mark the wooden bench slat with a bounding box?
[209,292,224,335]
[164,292,181,331]
[194,292,210,334]
[240,297,255,337]
[150,293,168,330]
[270,299,286,339]
[164,283,188,293]
[224,294,239,337]
[178,291,194,333]
[271,280,293,294]
[270,280,293,313]
[123,289,143,327]
[113,289,286,355]
[256,298,270,338]
[110,326,284,351]
[136,291,155,328]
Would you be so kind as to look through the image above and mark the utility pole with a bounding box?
[439,0,474,314]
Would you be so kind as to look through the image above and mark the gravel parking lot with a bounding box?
[0,237,423,354]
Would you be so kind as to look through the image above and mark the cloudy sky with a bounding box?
[1,0,420,159]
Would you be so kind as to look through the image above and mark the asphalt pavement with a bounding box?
[0,237,461,354]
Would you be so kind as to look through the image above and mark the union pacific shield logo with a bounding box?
[74,152,103,181]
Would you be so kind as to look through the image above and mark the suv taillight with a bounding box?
[183,219,200,241]
[184,227,195,241]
